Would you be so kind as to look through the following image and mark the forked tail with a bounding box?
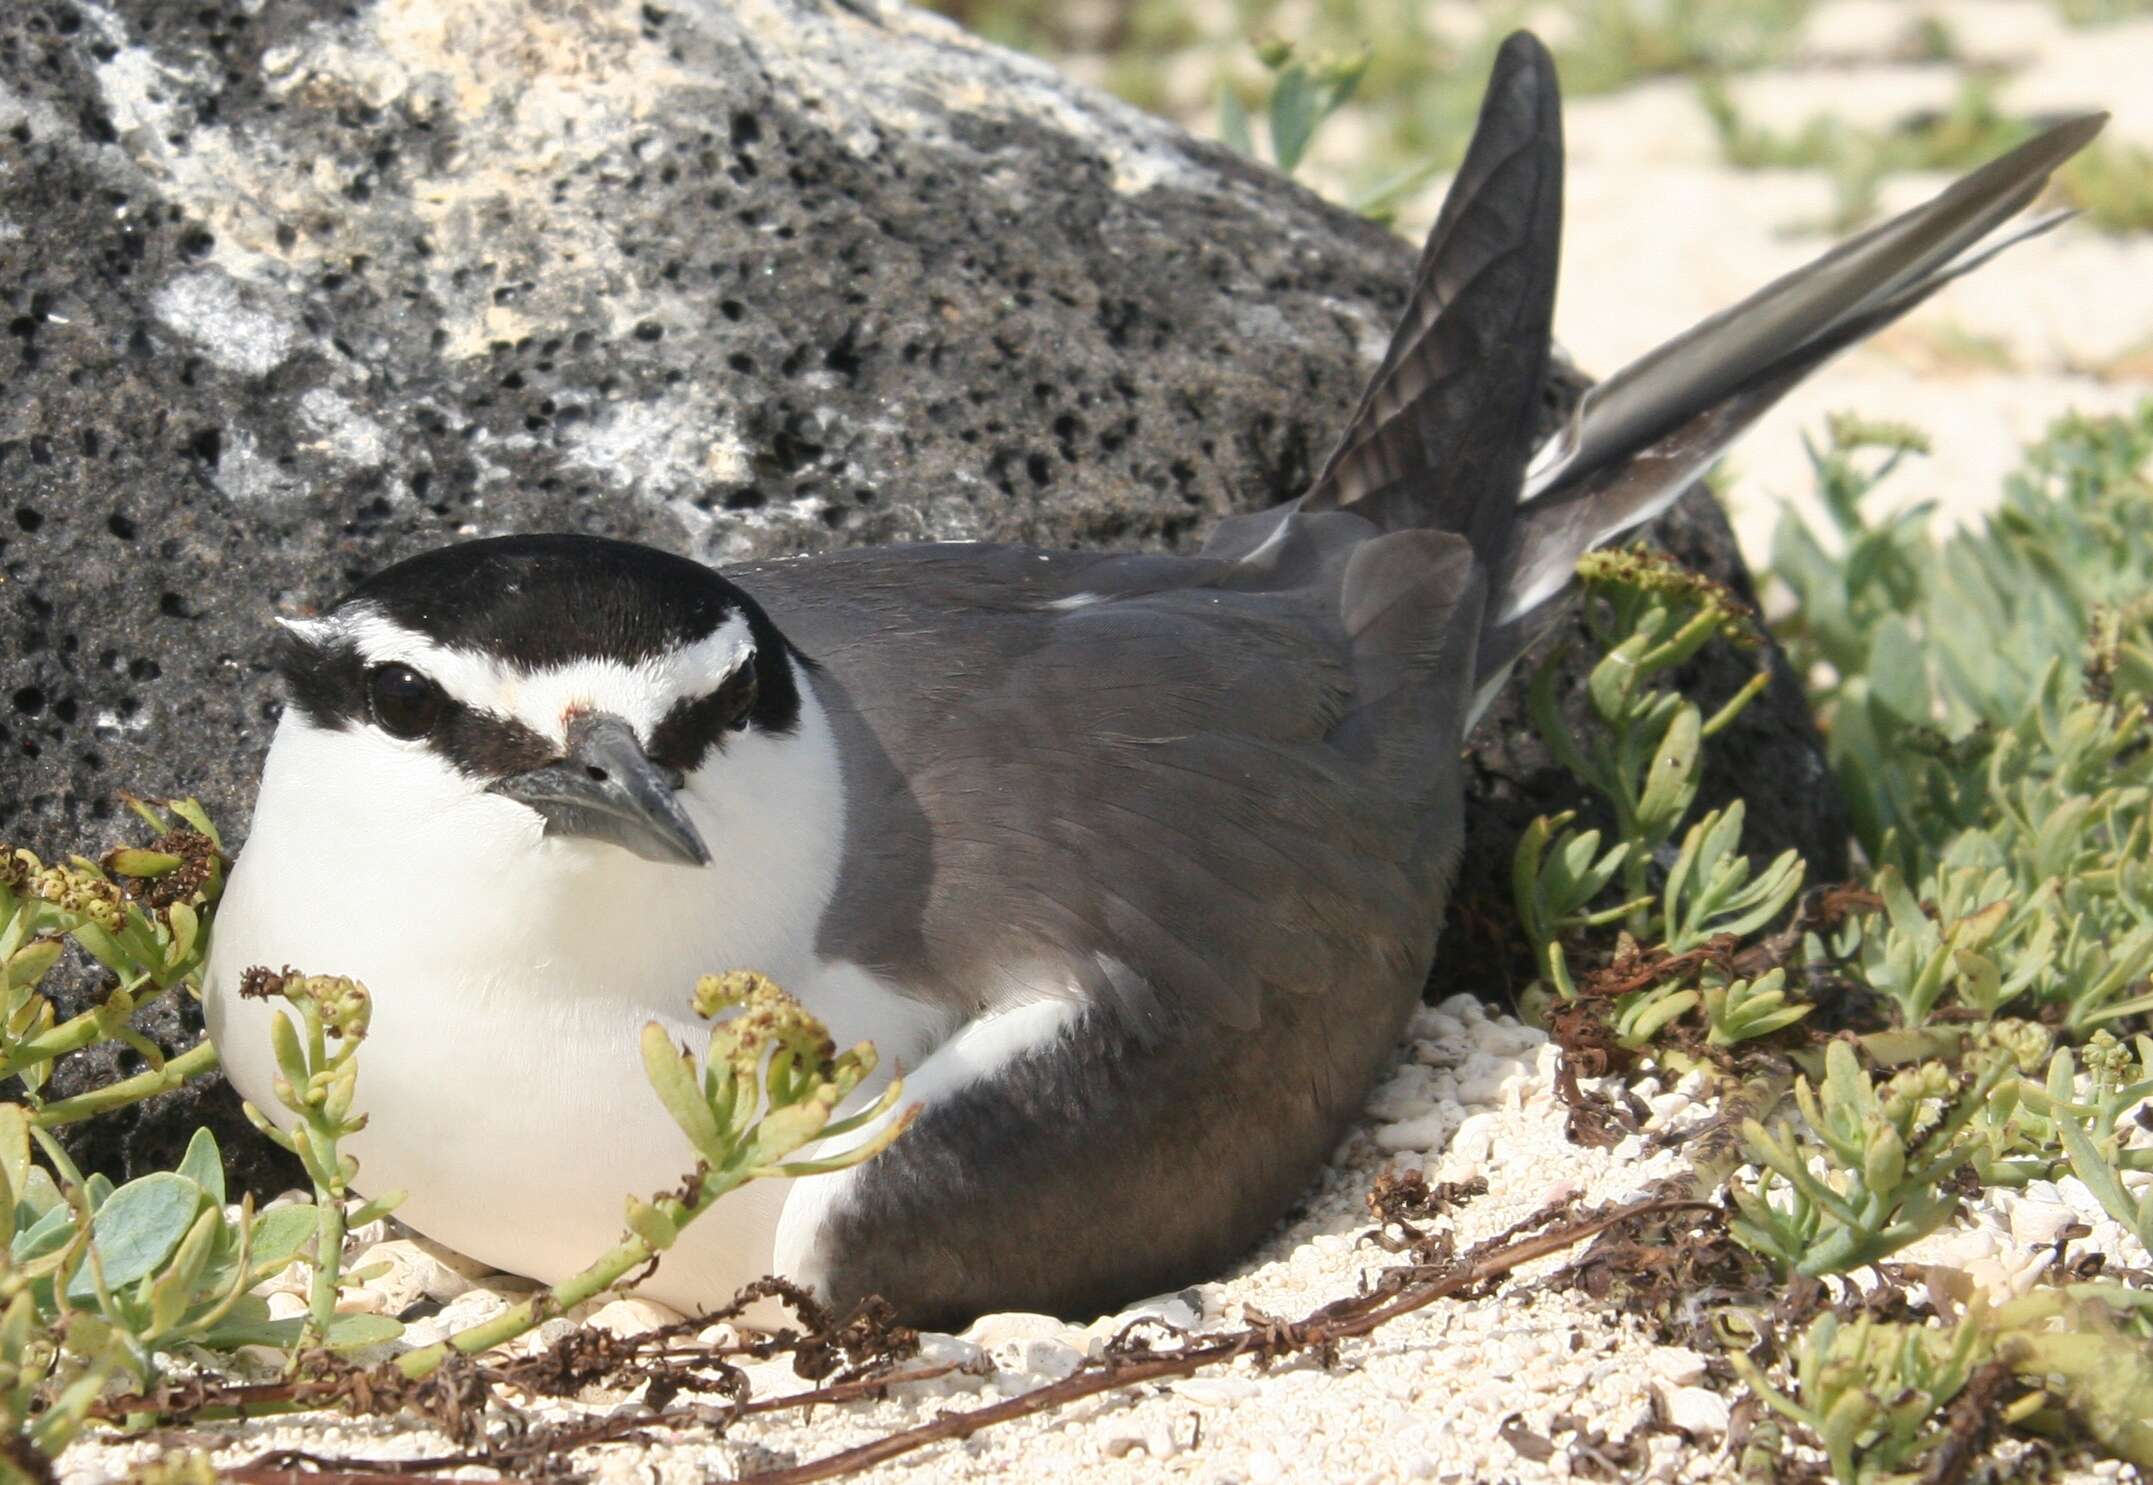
[1289,30,2104,717]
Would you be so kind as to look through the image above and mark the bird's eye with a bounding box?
[366,663,443,739]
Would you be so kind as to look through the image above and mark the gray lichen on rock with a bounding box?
[152,270,302,379]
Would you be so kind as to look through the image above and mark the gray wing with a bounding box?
[736,539,1477,1034]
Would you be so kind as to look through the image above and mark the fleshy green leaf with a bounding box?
[10,1202,72,1264]
[0,1105,28,1234]
[642,1023,725,1161]
[168,799,222,851]
[1266,65,1318,175]
[325,1312,403,1348]
[176,1127,226,1209]
[1637,702,1703,836]
[6,938,62,986]
[190,1303,403,1354]
[16,1165,61,1224]
[1216,82,1253,159]
[64,1172,204,1303]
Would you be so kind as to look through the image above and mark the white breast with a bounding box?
[204,676,951,1310]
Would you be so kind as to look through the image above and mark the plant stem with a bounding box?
[393,1177,735,1380]
[29,1040,219,1127]
[305,1186,346,1347]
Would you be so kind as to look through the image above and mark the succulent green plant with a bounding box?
[1774,407,2153,868]
[10,1121,373,1374]
[0,1110,368,1479]
[1511,547,1800,1035]
[0,803,322,1473]
[1727,1305,1995,1483]
[1730,1286,2153,1481]
[1663,801,1806,957]
[1215,35,1450,221]
[1216,37,1370,179]
[2017,1035,2153,1252]
[236,968,405,1351]
[1770,411,2153,1046]
[1700,968,1812,1047]
[1530,548,1774,940]
[0,800,224,1113]
[1731,1041,2006,1277]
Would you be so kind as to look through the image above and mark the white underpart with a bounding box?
[205,664,952,1311]
[774,997,1086,1292]
[1044,592,1103,611]
[283,604,757,743]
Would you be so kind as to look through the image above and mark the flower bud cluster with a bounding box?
[696,970,836,1065]
[8,852,126,932]
[1574,546,1761,649]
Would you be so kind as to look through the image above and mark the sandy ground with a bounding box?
[51,3,2153,1481]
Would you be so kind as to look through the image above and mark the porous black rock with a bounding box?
[0,0,1844,1189]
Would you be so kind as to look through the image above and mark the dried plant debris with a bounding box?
[1543,1190,1769,1323]
[81,1194,1693,1482]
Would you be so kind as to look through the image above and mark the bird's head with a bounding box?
[271,534,805,870]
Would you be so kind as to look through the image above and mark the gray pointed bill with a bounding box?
[487,712,711,867]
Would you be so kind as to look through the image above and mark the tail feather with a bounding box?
[1524,116,2103,510]
[1299,29,1562,576]
[1233,33,2100,733]
[1495,206,2080,632]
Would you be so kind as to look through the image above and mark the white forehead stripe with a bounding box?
[314,603,754,742]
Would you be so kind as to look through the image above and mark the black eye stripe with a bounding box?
[431,704,556,778]
[275,635,555,775]
[649,667,758,774]
[366,679,555,776]
[277,629,368,732]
